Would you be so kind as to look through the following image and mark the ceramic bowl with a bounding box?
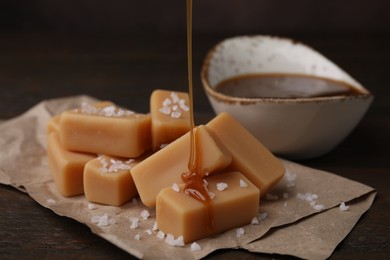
[201,35,373,159]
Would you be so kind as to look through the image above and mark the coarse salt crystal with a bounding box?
[216,182,228,191]
[91,214,110,227]
[162,98,172,106]
[159,106,171,115]
[88,203,97,210]
[313,204,325,211]
[157,231,165,239]
[208,191,216,199]
[339,202,350,211]
[236,227,245,237]
[251,217,259,225]
[130,217,139,229]
[165,234,185,247]
[185,188,206,201]
[259,212,268,221]
[140,210,150,220]
[266,193,279,201]
[171,111,182,118]
[134,233,141,240]
[153,222,158,231]
[191,242,201,252]
[171,183,180,192]
[239,179,248,188]
[171,92,180,103]
[47,199,56,205]
[145,229,152,235]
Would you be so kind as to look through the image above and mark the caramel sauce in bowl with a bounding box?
[201,35,373,159]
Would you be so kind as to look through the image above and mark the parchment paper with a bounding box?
[0,95,376,259]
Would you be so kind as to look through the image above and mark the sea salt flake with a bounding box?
[130,217,139,229]
[185,188,206,201]
[251,217,259,225]
[157,231,165,239]
[171,111,181,118]
[216,182,228,191]
[88,203,97,210]
[236,227,245,237]
[134,233,141,240]
[339,202,350,211]
[191,242,201,252]
[208,191,216,199]
[259,212,268,221]
[159,106,171,115]
[162,98,172,106]
[165,234,185,247]
[47,199,56,205]
[140,210,150,220]
[91,214,110,227]
[313,204,325,211]
[153,222,158,231]
[266,193,279,201]
[171,92,180,103]
[145,229,152,235]
[239,179,248,188]
[171,183,180,192]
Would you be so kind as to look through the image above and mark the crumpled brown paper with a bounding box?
[0,95,376,259]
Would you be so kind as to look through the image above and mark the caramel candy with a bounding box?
[156,171,260,243]
[83,155,139,206]
[59,102,152,158]
[131,125,232,207]
[206,113,285,195]
[47,132,95,197]
[150,90,190,150]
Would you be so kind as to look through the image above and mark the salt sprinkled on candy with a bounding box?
[47,199,56,205]
[191,242,201,252]
[251,217,260,225]
[171,111,182,118]
[140,209,150,220]
[159,106,171,115]
[339,202,350,211]
[157,230,165,239]
[91,214,110,227]
[171,183,180,192]
[266,193,279,201]
[159,92,189,119]
[313,204,325,211]
[130,217,139,229]
[153,222,158,231]
[88,203,97,210]
[216,182,228,191]
[162,98,172,106]
[236,227,245,237]
[259,212,268,221]
[80,103,134,117]
[239,179,248,188]
[165,234,185,247]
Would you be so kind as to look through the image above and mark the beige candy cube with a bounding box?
[59,102,151,158]
[47,132,95,197]
[156,171,260,243]
[131,125,232,207]
[206,113,285,195]
[83,155,139,206]
[150,89,191,150]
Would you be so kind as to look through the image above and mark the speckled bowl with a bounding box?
[201,35,373,159]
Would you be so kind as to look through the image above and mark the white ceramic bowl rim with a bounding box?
[201,35,372,105]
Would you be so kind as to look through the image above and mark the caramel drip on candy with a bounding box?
[181,0,215,231]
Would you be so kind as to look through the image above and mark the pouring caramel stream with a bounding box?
[181,0,215,231]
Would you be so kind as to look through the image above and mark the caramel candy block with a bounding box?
[131,125,232,207]
[47,132,95,197]
[150,90,191,150]
[156,171,260,243]
[47,115,61,135]
[59,102,152,158]
[83,155,139,206]
[206,113,285,195]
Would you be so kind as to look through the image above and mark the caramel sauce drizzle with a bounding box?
[181,0,215,231]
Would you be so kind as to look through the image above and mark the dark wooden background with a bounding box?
[0,1,389,259]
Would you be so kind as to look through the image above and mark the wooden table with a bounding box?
[0,33,389,259]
